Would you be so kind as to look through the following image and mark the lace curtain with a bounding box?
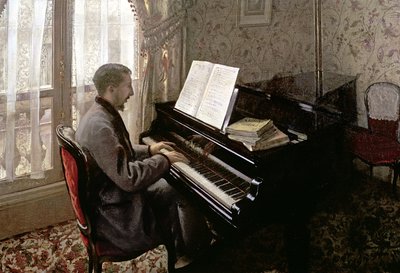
[0,0,139,182]
[129,0,192,140]
[72,0,140,142]
[0,0,186,183]
[1,0,48,180]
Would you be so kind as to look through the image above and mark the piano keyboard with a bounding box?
[142,133,252,210]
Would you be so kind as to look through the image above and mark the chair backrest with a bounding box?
[56,124,91,247]
[365,82,400,141]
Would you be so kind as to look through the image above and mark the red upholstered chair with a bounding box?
[56,124,173,272]
[348,82,400,196]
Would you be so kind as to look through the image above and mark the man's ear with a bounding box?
[105,85,114,93]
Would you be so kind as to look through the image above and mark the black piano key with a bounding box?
[227,188,242,196]
[224,184,238,196]
[157,132,252,202]
[214,180,228,187]
[231,192,246,200]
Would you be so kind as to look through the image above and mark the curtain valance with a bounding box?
[125,0,193,140]
[129,0,193,53]
[141,9,186,54]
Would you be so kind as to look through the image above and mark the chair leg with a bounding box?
[91,253,102,273]
[88,257,93,273]
[165,242,177,273]
[94,261,102,273]
[392,164,399,197]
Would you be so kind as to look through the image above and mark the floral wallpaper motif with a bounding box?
[186,0,314,84]
[186,0,400,127]
[322,0,400,126]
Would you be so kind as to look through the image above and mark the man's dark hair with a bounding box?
[93,63,132,96]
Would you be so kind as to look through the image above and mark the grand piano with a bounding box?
[140,71,356,272]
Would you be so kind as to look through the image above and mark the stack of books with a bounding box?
[226,117,290,151]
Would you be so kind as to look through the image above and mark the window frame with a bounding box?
[0,0,70,195]
[0,0,139,196]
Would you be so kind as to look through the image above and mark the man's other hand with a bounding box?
[149,141,176,155]
[164,151,190,164]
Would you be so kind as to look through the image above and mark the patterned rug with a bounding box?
[0,221,168,273]
[308,173,400,273]
[1,173,400,273]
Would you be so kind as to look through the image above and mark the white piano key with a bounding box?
[142,135,250,209]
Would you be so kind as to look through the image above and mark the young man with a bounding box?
[76,63,210,269]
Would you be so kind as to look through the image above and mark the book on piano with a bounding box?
[225,117,274,137]
[227,125,277,144]
[241,127,290,151]
[174,60,239,131]
[226,117,290,151]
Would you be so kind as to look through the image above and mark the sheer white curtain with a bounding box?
[4,0,47,180]
[0,0,139,183]
[72,0,140,140]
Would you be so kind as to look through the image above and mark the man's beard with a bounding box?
[116,104,125,111]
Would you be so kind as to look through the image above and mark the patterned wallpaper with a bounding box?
[186,0,400,126]
[322,0,400,125]
[186,0,314,84]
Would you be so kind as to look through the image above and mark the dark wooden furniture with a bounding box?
[140,71,357,272]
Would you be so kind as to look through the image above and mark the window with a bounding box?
[0,0,138,195]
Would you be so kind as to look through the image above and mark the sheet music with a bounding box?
[174,61,214,116]
[195,64,239,129]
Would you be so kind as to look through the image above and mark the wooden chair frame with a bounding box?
[349,82,400,197]
[56,124,173,272]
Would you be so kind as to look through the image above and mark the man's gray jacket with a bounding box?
[76,96,170,253]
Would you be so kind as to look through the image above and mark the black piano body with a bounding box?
[140,71,356,270]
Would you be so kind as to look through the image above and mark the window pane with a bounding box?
[0,0,53,93]
[70,0,137,128]
[71,87,97,129]
[39,98,53,172]
[0,97,53,180]
[0,0,54,183]
[42,1,53,89]
[70,0,136,87]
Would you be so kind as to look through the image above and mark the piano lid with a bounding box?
[238,71,357,107]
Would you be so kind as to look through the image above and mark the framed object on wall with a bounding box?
[237,0,272,27]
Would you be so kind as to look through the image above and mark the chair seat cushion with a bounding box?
[350,130,400,165]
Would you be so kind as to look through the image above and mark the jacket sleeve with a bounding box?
[132,144,150,160]
[86,118,170,192]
